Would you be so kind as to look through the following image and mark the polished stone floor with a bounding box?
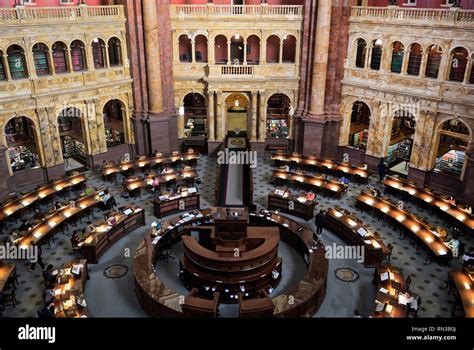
[1,154,472,318]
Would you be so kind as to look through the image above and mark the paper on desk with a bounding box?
[380,272,389,281]
[379,287,388,294]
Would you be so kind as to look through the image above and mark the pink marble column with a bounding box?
[142,0,164,114]
[308,0,332,117]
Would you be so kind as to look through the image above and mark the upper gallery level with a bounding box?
[0,5,130,105]
[344,6,474,108]
[0,0,105,8]
[170,2,303,81]
[361,0,474,9]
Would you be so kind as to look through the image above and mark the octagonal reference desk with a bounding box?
[133,208,328,318]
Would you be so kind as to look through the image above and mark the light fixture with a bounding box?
[374,39,382,46]
[179,106,185,116]
[93,38,99,43]
[234,34,240,40]
[234,100,239,107]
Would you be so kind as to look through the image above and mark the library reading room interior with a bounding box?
[0,0,473,319]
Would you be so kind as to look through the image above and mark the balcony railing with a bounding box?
[221,65,254,76]
[0,5,124,24]
[171,4,303,19]
[351,6,474,26]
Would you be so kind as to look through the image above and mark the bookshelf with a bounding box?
[8,51,26,79]
[71,45,85,72]
[349,130,368,150]
[33,47,49,76]
[53,49,67,74]
[62,135,86,163]
[435,150,465,175]
[92,43,105,68]
[105,127,125,147]
[0,57,5,80]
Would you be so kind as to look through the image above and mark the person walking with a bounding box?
[30,241,46,271]
[315,209,325,238]
[378,159,388,182]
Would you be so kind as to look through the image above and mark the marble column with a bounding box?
[66,49,74,74]
[279,40,283,64]
[419,50,428,78]
[258,90,266,142]
[208,34,215,65]
[260,32,266,64]
[463,57,473,84]
[47,50,55,75]
[143,0,164,114]
[227,39,231,65]
[85,39,95,71]
[208,91,215,141]
[191,39,196,63]
[172,32,180,63]
[243,40,247,65]
[250,91,258,142]
[400,49,409,75]
[308,0,332,116]
[216,91,224,140]
[2,55,11,80]
[364,46,372,69]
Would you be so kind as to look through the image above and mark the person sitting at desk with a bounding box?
[19,219,32,232]
[151,177,160,192]
[446,235,461,257]
[99,190,111,210]
[463,205,472,214]
[405,293,419,312]
[306,191,316,202]
[34,208,46,221]
[339,176,349,194]
[9,230,23,244]
[54,201,63,210]
[462,247,474,267]
[43,264,56,285]
[37,303,55,318]
[161,167,172,174]
[43,288,55,305]
[448,196,456,205]
[279,165,290,172]
[85,221,95,235]
[153,150,162,157]
[362,163,368,170]
[10,158,17,172]
[71,230,81,249]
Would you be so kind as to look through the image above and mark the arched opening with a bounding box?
[348,101,370,150]
[266,93,290,138]
[7,45,28,79]
[387,110,416,175]
[214,35,228,65]
[449,47,468,82]
[390,41,404,74]
[179,34,192,63]
[266,35,280,63]
[103,99,126,147]
[70,40,87,72]
[92,38,106,69]
[58,107,87,168]
[434,119,470,176]
[370,39,382,70]
[230,35,244,65]
[355,38,367,68]
[32,43,51,76]
[425,45,443,79]
[225,93,249,135]
[471,54,474,84]
[246,35,260,65]
[407,43,422,76]
[0,51,6,80]
[5,116,40,173]
[183,93,207,138]
[194,35,208,63]
[108,37,123,66]
[282,35,296,63]
[52,42,68,74]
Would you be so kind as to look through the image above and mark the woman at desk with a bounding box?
[54,201,63,210]
[446,235,461,257]
[34,208,46,222]
[9,230,24,244]
[19,219,32,232]
[151,177,160,193]
[448,196,456,206]
[306,191,316,202]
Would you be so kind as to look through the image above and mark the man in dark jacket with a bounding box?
[378,159,388,182]
[315,210,325,237]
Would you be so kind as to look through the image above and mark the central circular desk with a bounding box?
[133,208,328,318]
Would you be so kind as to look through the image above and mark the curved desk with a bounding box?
[0,174,86,223]
[356,191,451,262]
[373,265,408,318]
[272,170,344,197]
[79,206,145,264]
[126,169,198,192]
[16,191,103,248]
[271,152,369,180]
[448,269,474,318]
[133,208,328,318]
[53,259,89,318]
[268,190,316,221]
[325,207,388,267]
[383,175,474,233]
[102,151,199,178]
